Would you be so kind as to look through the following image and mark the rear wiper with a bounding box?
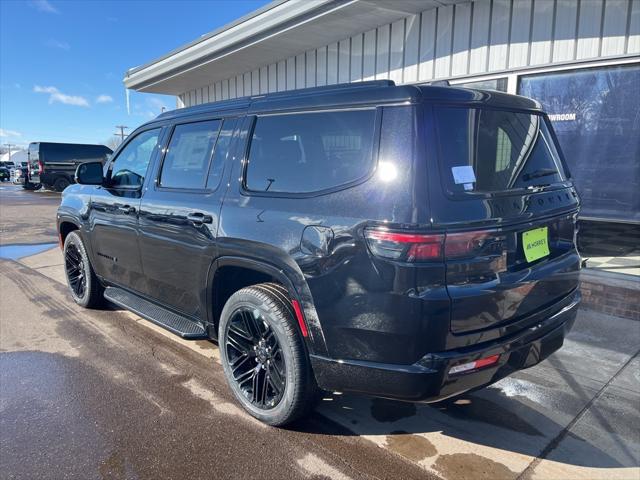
[522,168,557,182]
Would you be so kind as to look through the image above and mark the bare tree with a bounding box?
[104,136,121,151]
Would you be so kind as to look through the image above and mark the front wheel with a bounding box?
[219,283,317,426]
[23,182,41,191]
[63,231,104,308]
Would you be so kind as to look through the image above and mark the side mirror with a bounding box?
[75,161,104,185]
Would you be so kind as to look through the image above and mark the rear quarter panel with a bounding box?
[218,105,435,363]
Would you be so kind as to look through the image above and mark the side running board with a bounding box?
[104,286,207,339]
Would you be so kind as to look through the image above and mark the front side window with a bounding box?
[434,107,566,194]
[245,110,377,194]
[160,120,221,189]
[110,128,161,188]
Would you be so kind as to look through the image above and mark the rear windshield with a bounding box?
[434,107,567,195]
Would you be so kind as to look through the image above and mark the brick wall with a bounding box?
[580,270,640,321]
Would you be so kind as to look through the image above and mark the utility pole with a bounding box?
[3,143,14,160]
[114,125,129,145]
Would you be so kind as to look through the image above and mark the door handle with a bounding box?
[116,204,136,214]
[187,212,213,225]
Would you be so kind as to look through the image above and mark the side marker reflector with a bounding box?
[449,354,500,375]
[291,299,308,338]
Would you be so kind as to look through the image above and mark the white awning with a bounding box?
[124,0,468,94]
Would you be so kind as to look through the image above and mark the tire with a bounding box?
[53,177,71,192]
[219,282,317,426]
[22,182,41,191]
[63,231,104,308]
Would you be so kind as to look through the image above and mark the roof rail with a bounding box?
[156,80,397,120]
[251,79,396,100]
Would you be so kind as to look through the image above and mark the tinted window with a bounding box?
[110,129,161,188]
[434,107,566,194]
[160,120,221,189]
[39,144,111,163]
[207,119,238,189]
[519,64,640,222]
[245,110,377,193]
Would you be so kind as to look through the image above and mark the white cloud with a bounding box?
[29,0,58,14]
[33,85,58,94]
[45,38,70,50]
[33,85,90,107]
[96,94,113,104]
[0,129,22,138]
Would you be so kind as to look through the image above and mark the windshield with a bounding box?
[434,107,567,194]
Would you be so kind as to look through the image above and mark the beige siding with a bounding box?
[181,0,640,107]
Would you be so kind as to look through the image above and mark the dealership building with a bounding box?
[125,0,639,224]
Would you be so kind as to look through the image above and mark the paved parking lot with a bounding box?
[1,183,639,480]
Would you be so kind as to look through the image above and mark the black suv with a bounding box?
[58,81,581,426]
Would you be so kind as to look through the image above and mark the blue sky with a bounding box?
[0,0,269,149]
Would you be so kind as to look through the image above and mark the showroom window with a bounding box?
[519,64,640,223]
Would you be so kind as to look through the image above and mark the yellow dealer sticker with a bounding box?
[522,227,550,262]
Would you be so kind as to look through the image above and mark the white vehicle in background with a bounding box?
[10,162,28,184]
[0,150,29,185]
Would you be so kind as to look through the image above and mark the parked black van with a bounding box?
[29,142,112,191]
[58,81,581,425]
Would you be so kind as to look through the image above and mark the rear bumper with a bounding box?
[310,289,580,402]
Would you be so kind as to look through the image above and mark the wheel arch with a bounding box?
[58,218,80,246]
[207,256,328,356]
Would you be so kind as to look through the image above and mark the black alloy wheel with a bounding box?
[225,306,287,409]
[219,283,317,426]
[63,231,104,308]
[65,242,86,299]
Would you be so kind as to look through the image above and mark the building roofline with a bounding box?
[123,0,345,92]
[126,0,289,77]
[122,0,443,95]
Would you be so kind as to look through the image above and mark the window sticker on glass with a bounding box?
[451,165,476,185]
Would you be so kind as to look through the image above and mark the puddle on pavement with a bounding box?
[0,243,57,260]
[386,431,437,462]
[433,453,517,480]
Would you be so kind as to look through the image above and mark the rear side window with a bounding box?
[245,109,377,194]
[160,120,221,189]
[207,119,238,189]
[434,107,566,194]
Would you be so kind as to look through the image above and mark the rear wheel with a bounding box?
[63,231,104,308]
[53,177,71,192]
[219,283,317,426]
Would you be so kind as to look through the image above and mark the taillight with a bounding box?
[365,227,501,262]
[38,161,44,174]
[364,228,444,262]
[445,230,494,258]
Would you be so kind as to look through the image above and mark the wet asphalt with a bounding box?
[0,184,431,479]
[1,183,638,480]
